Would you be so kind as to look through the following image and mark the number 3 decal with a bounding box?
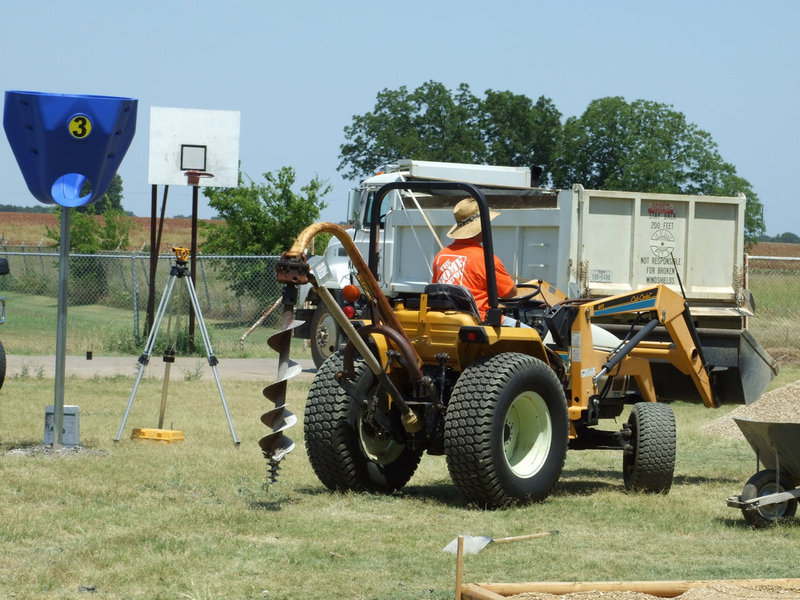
[68,114,92,139]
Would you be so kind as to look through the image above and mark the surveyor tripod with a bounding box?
[115,247,239,445]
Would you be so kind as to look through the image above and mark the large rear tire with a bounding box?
[444,353,569,507]
[310,305,342,368]
[741,469,798,528]
[304,353,422,493]
[622,402,676,493]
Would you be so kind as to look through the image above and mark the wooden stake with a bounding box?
[454,535,463,600]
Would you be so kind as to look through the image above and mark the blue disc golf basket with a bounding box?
[3,90,137,446]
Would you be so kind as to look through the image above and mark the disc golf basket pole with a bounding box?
[52,206,71,447]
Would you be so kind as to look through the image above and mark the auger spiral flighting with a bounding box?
[260,284,301,483]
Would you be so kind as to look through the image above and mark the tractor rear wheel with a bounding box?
[741,469,798,528]
[622,402,676,493]
[304,353,422,493]
[444,353,569,507]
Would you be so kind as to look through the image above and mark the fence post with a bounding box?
[38,245,48,280]
[198,252,211,310]
[131,251,140,345]
[21,242,29,276]
[118,254,129,293]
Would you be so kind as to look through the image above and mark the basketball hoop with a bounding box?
[184,170,214,186]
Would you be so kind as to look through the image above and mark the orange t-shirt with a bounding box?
[432,239,515,320]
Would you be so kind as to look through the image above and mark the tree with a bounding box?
[552,97,765,243]
[339,83,563,185]
[77,173,124,214]
[46,206,134,303]
[338,81,484,180]
[479,92,562,184]
[201,167,331,306]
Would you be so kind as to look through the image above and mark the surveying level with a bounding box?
[115,246,239,445]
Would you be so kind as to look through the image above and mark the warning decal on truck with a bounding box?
[640,201,683,286]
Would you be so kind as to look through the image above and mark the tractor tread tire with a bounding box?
[623,402,676,494]
[304,353,421,493]
[444,352,568,507]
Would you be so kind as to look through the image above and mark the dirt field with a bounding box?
[0,211,218,252]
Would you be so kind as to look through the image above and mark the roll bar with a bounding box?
[368,181,503,326]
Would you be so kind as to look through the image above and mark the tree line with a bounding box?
[338,81,765,243]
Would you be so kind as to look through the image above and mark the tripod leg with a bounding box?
[183,276,240,445]
[115,273,178,441]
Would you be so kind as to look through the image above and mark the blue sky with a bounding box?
[1,0,797,236]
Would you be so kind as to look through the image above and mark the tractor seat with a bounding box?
[422,283,481,322]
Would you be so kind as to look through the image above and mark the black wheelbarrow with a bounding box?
[727,417,800,528]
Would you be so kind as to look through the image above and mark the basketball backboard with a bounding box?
[148,106,240,188]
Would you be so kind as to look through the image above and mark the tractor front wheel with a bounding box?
[304,353,422,493]
[622,402,676,493]
[444,353,569,507]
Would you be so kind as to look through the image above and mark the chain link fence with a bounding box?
[747,255,800,350]
[0,245,798,355]
[0,245,284,354]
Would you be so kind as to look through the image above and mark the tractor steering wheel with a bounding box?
[504,282,542,306]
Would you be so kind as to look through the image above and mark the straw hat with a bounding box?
[446,198,500,239]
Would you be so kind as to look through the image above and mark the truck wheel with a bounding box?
[0,338,5,391]
[444,353,569,507]
[622,402,676,493]
[304,353,422,493]
[740,469,798,528]
[310,305,341,368]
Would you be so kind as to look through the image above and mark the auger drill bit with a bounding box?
[260,276,303,483]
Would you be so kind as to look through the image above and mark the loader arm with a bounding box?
[568,285,718,410]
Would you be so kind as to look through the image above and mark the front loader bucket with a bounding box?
[707,330,779,405]
[626,326,778,405]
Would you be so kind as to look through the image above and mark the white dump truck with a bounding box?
[294,159,775,403]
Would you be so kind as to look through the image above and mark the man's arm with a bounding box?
[501,284,518,299]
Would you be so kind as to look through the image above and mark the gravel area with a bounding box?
[508,581,800,599]
[701,379,800,439]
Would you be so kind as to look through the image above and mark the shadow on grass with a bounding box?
[714,514,800,530]
[286,467,755,510]
[673,473,744,486]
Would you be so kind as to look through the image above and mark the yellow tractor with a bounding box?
[265,181,733,507]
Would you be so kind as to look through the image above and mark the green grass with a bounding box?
[0,371,798,600]
[0,291,311,360]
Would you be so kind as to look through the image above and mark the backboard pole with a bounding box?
[146,185,158,333]
[189,184,199,352]
[53,206,71,448]
[146,185,170,333]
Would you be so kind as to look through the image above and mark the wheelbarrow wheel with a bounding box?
[741,469,798,528]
